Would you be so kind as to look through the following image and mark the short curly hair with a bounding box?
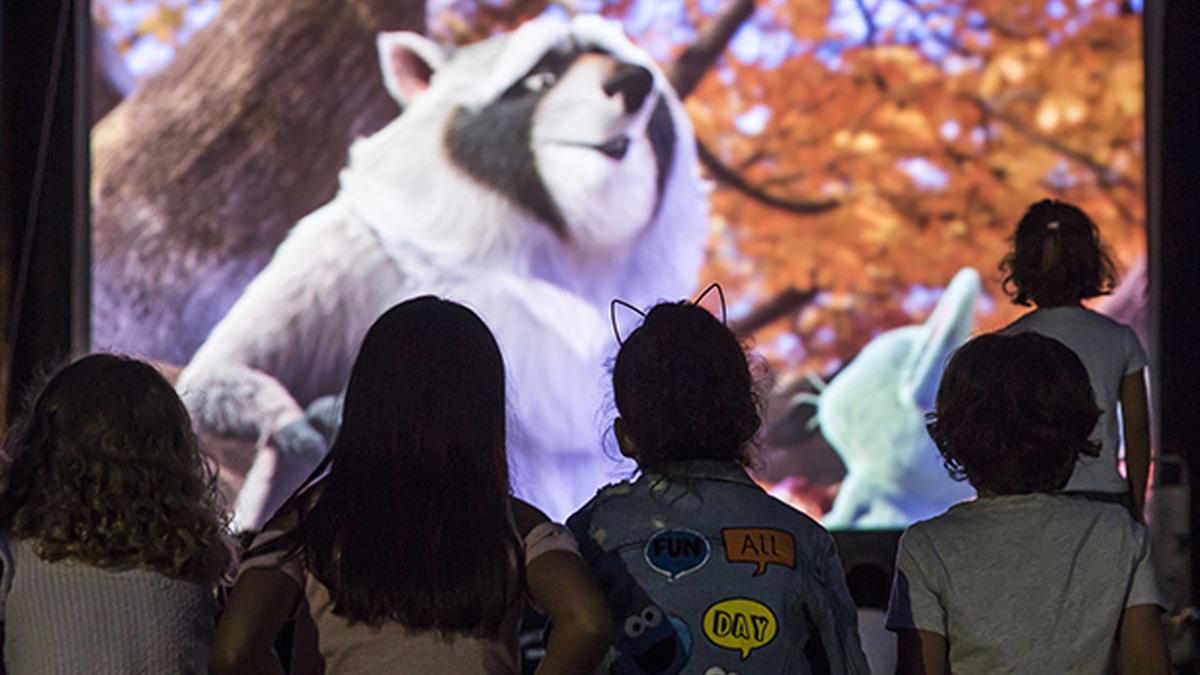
[1000,199,1117,307]
[0,354,232,582]
[612,301,760,472]
[926,333,1100,495]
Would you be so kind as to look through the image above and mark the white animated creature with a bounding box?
[815,268,981,528]
[176,15,708,530]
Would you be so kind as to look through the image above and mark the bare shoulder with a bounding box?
[509,497,550,538]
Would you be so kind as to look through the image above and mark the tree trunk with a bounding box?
[91,22,134,124]
[91,0,426,364]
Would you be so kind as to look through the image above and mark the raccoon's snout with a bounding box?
[603,63,654,114]
[595,135,630,160]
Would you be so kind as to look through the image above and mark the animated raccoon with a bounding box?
[175,15,708,529]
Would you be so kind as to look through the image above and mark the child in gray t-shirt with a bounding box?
[999,198,1151,520]
[885,332,1169,675]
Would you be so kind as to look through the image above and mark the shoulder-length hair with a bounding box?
[612,301,760,472]
[1000,199,1117,307]
[279,297,522,633]
[0,354,232,582]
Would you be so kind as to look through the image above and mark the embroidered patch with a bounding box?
[644,528,710,581]
[612,605,693,675]
[721,528,796,576]
[702,598,778,660]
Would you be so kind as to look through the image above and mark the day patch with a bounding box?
[702,597,778,660]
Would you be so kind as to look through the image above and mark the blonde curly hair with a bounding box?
[0,354,232,582]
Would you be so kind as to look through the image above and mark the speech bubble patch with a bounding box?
[702,597,777,659]
[721,528,795,576]
[644,528,711,581]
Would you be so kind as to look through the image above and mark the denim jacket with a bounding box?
[566,461,870,675]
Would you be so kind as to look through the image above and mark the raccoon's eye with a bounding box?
[522,71,558,93]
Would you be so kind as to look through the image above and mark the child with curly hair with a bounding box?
[0,354,234,673]
[1000,198,1151,520]
[886,333,1169,675]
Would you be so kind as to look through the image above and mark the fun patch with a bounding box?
[644,528,710,581]
[702,598,778,660]
[721,528,795,576]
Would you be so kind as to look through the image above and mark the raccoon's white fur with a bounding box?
[176,14,708,529]
[817,268,980,528]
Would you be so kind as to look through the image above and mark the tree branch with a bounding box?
[757,170,809,188]
[698,141,841,214]
[667,0,756,99]
[897,0,978,59]
[967,95,1137,190]
[732,285,821,337]
[855,0,878,46]
[661,1,838,215]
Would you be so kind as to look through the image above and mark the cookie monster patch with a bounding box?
[611,606,692,675]
[644,528,710,581]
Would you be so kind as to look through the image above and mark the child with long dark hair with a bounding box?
[567,300,869,673]
[0,354,233,673]
[887,333,1169,675]
[1000,199,1151,520]
[211,297,611,674]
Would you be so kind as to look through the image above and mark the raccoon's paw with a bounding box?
[304,395,343,445]
[268,418,328,466]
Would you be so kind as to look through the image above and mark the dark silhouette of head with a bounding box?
[926,332,1101,495]
[1000,199,1117,307]
[0,354,231,581]
[287,297,520,633]
[612,301,760,473]
[846,562,892,611]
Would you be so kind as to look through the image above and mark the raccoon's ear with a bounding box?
[898,267,980,410]
[377,32,448,106]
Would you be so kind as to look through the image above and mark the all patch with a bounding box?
[720,528,796,576]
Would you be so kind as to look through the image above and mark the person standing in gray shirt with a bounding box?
[885,333,1169,675]
[998,199,1151,521]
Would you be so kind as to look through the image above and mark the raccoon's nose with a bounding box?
[603,63,654,114]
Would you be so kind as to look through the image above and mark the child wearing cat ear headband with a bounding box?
[571,285,870,674]
[999,199,1150,522]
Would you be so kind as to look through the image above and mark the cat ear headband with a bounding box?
[609,282,728,345]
